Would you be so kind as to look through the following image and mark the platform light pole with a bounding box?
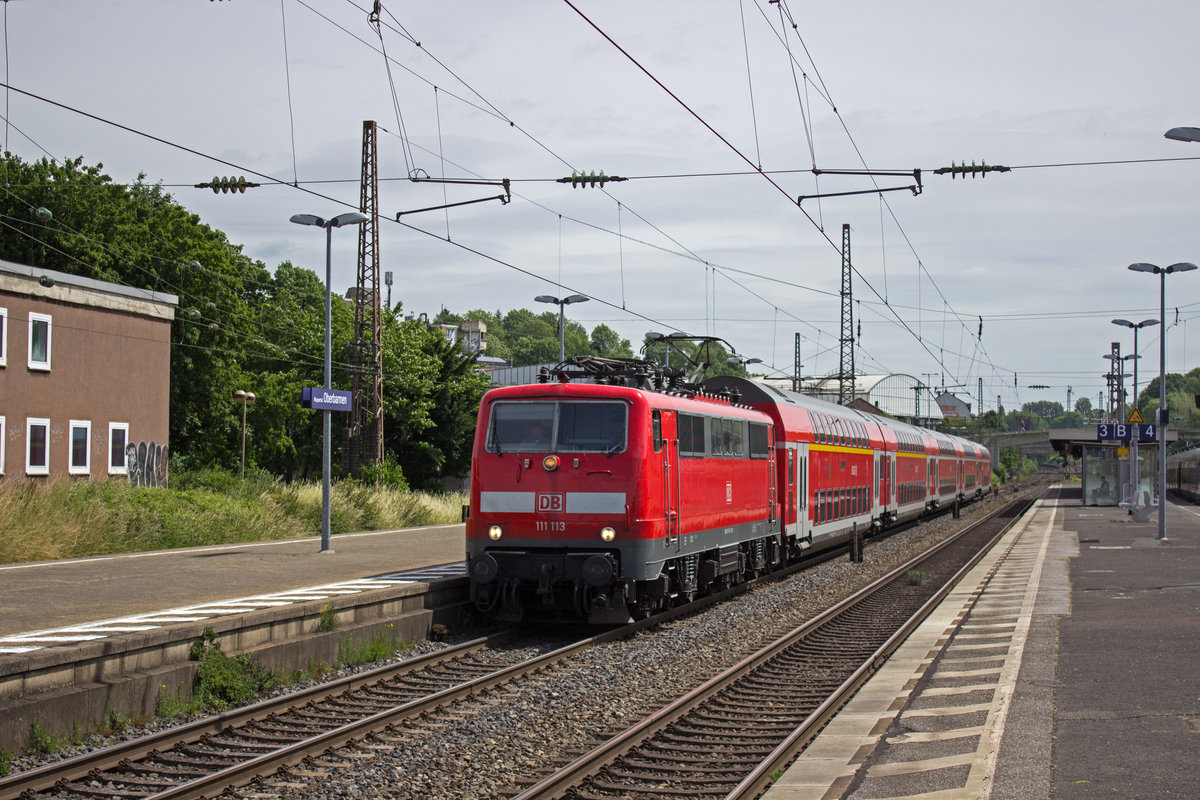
[290,211,369,553]
[233,389,256,479]
[1128,262,1197,540]
[535,294,589,362]
[1113,318,1159,507]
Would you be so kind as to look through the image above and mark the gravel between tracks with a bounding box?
[265,487,1034,800]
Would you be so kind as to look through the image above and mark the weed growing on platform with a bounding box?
[189,626,280,710]
[99,707,134,736]
[155,685,197,721]
[317,604,340,631]
[337,626,403,667]
[29,721,64,755]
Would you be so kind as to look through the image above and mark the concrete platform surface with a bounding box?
[0,524,465,639]
[765,486,1200,799]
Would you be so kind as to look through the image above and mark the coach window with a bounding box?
[652,410,663,452]
[787,448,794,486]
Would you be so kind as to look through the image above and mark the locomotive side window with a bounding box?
[652,410,663,453]
[747,423,767,459]
[679,413,704,457]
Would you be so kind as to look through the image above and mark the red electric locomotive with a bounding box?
[466,355,991,623]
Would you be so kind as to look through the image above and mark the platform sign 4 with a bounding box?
[1096,423,1157,442]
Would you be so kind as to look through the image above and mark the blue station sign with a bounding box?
[301,387,353,412]
[1096,423,1157,442]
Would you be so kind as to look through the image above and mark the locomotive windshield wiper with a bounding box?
[606,441,623,457]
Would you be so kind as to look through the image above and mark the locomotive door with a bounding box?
[657,410,681,551]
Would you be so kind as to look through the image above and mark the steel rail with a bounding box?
[0,632,516,800]
[1,493,1008,800]
[510,497,1032,800]
[722,497,1034,800]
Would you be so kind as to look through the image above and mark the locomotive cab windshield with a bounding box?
[486,400,628,454]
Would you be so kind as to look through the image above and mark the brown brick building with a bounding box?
[0,260,177,484]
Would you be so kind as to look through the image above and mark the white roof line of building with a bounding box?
[0,259,179,307]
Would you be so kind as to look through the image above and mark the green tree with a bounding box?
[590,324,633,359]
[1022,400,1064,427]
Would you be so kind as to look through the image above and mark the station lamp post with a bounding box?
[1128,262,1197,540]
[727,356,763,376]
[1165,127,1200,143]
[233,389,256,479]
[535,294,589,362]
[1113,318,1159,507]
[290,211,369,552]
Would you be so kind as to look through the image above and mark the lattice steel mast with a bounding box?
[348,120,383,474]
[838,223,856,406]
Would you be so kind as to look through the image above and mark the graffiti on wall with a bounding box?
[126,441,169,488]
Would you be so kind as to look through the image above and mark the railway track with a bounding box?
[0,555,795,800]
[511,497,1033,800]
[1,492,1030,800]
[0,631,553,800]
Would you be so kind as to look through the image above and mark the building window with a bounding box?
[0,306,7,367]
[109,422,129,475]
[70,420,92,475]
[27,417,50,475]
[0,416,5,475]
[28,312,52,370]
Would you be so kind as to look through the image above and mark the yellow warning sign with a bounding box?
[1127,408,1145,424]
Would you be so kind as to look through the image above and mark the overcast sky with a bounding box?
[4,1,1199,414]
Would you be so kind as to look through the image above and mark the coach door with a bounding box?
[656,410,681,551]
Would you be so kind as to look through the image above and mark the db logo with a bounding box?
[536,492,565,513]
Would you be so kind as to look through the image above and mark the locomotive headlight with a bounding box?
[488,525,503,540]
[543,455,559,471]
[600,526,616,542]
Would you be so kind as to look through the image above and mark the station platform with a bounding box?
[0,524,465,649]
[765,485,1200,799]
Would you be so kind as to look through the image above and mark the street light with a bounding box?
[727,356,763,376]
[535,293,589,362]
[290,211,369,552]
[1113,318,1159,507]
[233,389,256,479]
[1128,261,1197,539]
[1164,127,1200,143]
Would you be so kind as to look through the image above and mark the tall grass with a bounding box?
[0,469,467,566]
